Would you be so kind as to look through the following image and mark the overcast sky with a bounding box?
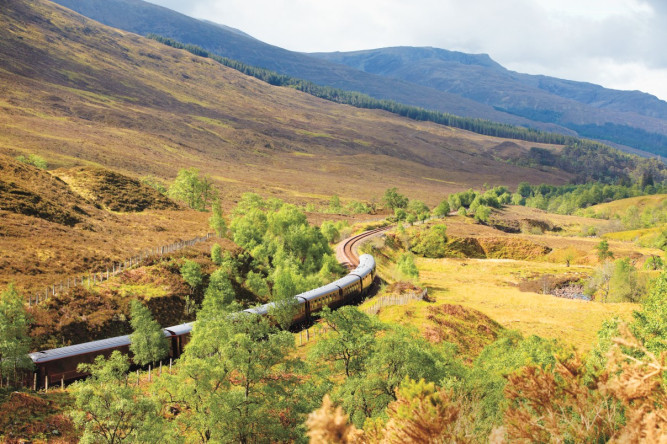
[146,0,667,101]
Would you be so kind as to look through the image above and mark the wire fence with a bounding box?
[27,233,215,306]
[362,289,428,315]
[295,289,427,346]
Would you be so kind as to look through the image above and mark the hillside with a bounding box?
[0,154,212,292]
[50,0,667,156]
[49,0,541,129]
[313,47,667,156]
[0,0,576,205]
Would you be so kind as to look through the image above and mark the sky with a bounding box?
[146,0,667,101]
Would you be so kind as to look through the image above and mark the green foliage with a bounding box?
[328,194,342,213]
[211,243,223,265]
[644,255,664,270]
[129,299,168,367]
[345,200,372,215]
[311,307,379,378]
[320,220,340,243]
[140,176,167,194]
[396,253,419,279]
[383,187,409,210]
[0,285,33,386]
[407,200,430,220]
[209,199,227,237]
[159,313,306,442]
[608,258,644,303]
[631,270,667,355]
[202,269,236,316]
[433,199,450,217]
[16,153,48,169]
[473,204,491,223]
[410,224,448,258]
[230,194,341,308]
[168,167,217,210]
[245,271,270,299]
[70,352,170,443]
[468,331,564,433]
[394,207,407,221]
[596,240,614,263]
[180,260,203,291]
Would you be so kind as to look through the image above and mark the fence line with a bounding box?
[295,289,427,347]
[27,232,216,306]
[362,289,428,315]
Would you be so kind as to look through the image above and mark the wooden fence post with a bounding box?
[33,373,37,391]
[169,358,172,373]
[45,376,48,392]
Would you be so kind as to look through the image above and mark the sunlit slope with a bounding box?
[0,0,571,204]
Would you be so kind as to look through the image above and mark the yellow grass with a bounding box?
[590,194,667,217]
[412,258,636,353]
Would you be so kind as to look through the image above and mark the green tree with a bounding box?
[397,253,419,279]
[180,260,203,292]
[201,269,236,316]
[596,240,614,263]
[211,243,223,265]
[159,313,303,442]
[411,224,448,258]
[209,199,227,237]
[129,299,169,367]
[608,258,644,302]
[0,285,33,386]
[70,352,170,444]
[311,307,378,378]
[17,153,48,169]
[517,182,532,198]
[631,270,667,354]
[644,255,664,270]
[320,220,340,243]
[433,199,450,217]
[245,271,270,299]
[474,204,492,223]
[169,168,217,210]
[328,194,342,213]
[383,187,409,210]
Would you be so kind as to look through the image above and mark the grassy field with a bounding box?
[359,204,664,353]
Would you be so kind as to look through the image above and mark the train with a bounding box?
[28,254,376,388]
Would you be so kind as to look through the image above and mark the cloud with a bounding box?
[144,0,667,100]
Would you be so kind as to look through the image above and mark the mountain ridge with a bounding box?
[50,0,667,156]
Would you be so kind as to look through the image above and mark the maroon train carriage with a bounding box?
[27,254,376,388]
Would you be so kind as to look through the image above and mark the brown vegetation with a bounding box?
[422,304,503,362]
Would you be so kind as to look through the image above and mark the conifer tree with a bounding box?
[209,199,227,237]
[129,299,168,367]
[0,285,33,386]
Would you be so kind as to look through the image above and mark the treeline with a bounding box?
[147,35,572,145]
[514,181,667,215]
[147,35,666,184]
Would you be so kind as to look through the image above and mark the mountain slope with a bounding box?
[312,47,667,155]
[50,0,667,156]
[49,0,569,132]
[0,0,573,203]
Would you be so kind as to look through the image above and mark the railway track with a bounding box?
[337,225,392,268]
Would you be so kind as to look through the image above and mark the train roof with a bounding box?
[298,282,340,301]
[330,273,361,289]
[164,323,193,336]
[30,334,132,364]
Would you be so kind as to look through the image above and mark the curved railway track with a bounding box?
[338,225,392,268]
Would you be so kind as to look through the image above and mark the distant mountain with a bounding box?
[48,0,568,130]
[313,47,667,156]
[50,0,667,156]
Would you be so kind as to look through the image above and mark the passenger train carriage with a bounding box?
[28,254,376,388]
